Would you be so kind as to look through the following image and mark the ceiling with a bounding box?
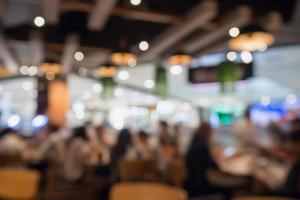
[0,0,299,71]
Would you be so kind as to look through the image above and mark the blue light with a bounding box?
[32,115,48,128]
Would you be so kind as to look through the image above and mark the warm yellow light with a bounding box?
[111,52,137,66]
[41,62,61,74]
[0,68,12,77]
[168,54,192,65]
[98,66,117,77]
[228,31,274,52]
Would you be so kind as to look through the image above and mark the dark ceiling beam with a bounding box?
[183,6,252,54]
[7,38,109,53]
[138,0,218,62]
[62,1,182,24]
[29,31,44,66]
[41,0,60,25]
[61,34,79,74]
[11,0,181,24]
[88,0,119,30]
[0,34,19,73]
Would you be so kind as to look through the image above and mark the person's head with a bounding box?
[47,124,60,134]
[244,106,251,120]
[116,128,132,147]
[138,130,149,143]
[193,122,212,142]
[95,125,105,136]
[72,126,87,141]
[159,121,168,133]
[289,129,300,154]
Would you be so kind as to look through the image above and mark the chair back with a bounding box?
[118,159,157,181]
[165,157,187,186]
[110,182,188,200]
[0,154,22,167]
[0,168,40,199]
[232,197,298,200]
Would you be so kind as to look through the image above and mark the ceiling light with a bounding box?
[170,65,183,75]
[168,52,192,65]
[260,96,271,106]
[45,72,55,81]
[144,79,155,89]
[98,63,117,77]
[74,51,84,61]
[228,24,274,52]
[240,51,253,64]
[41,62,61,75]
[139,41,149,51]
[226,51,237,61]
[92,84,102,93]
[20,65,29,75]
[111,52,137,66]
[128,58,137,67]
[117,70,130,80]
[78,67,88,76]
[28,66,38,76]
[34,16,45,27]
[229,27,240,37]
[130,0,142,6]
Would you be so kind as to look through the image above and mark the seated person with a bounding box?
[134,131,155,160]
[63,127,91,182]
[184,122,230,198]
[281,129,300,198]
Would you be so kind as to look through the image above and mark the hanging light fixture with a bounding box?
[41,60,62,80]
[168,51,192,65]
[97,63,117,78]
[228,24,274,52]
[97,63,117,99]
[111,39,137,66]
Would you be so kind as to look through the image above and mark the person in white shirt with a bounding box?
[63,126,91,182]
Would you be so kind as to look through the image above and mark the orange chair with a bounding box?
[118,159,158,182]
[110,182,188,200]
[232,196,298,200]
[0,168,40,199]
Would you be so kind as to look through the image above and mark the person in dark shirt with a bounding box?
[184,122,230,197]
[282,129,300,198]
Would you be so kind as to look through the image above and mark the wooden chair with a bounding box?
[232,196,298,200]
[0,168,40,200]
[165,157,187,186]
[110,182,188,200]
[0,154,22,167]
[118,159,158,182]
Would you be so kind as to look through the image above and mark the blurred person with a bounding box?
[184,122,230,198]
[157,121,178,171]
[134,130,154,160]
[32,124,67,164]
[88,125,111,165]
[234,107,273,148]
[0,128,26,156]
[109,129,135,170]
[63,126,91,182]
[158,121,173,146]
[280,129,300,198]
